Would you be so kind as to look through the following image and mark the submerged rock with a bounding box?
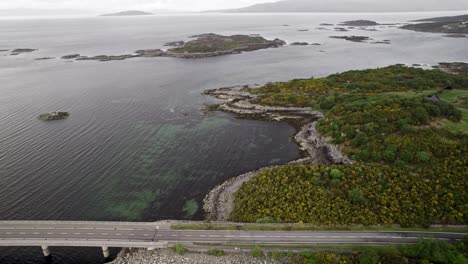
[371,40,392,44]
[329,35,372,42]
[444,34,467,38]
[334,27,349,32]
[38,112,70,121]
[35,57,55,60]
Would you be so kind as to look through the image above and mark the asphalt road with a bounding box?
[0,221,465,248]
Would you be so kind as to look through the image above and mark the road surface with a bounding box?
[0,221,464,248]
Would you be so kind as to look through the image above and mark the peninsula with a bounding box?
[203,64,467,227]
[401,14,468,36]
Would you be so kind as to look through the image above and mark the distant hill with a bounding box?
[101,10,152,16]
[212,0,468,13]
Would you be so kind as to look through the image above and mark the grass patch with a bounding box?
[250,246,265,257]
[173,243,189,255]
[207,249,225,256]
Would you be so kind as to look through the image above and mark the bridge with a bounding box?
[0,221,465,258]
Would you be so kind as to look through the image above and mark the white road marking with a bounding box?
[101,233,108,235]
[74,233,80,235]
[61,232,67,235]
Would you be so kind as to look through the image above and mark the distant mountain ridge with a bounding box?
[213,0,468,13]
[101,10,152,16]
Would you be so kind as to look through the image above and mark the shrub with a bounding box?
[269,251,285,261]
[348,188,366,205]
[250,246,264,258]
[207,249,225,256]
[358,249,380,264]
[174,243,188,255]
[417,151,431,163]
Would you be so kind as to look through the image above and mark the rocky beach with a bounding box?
[110,249,283,264]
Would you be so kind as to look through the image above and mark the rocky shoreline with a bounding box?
[110,248,283,264]
[202,85,352,221]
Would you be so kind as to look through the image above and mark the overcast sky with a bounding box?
[0,0,278,12]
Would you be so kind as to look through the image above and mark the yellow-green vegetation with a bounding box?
[232,162,466,226]
[236,238,468,264]
[171,224,468,233]
[232,65,468,226]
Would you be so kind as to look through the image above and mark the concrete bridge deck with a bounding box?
[0,221,465,257]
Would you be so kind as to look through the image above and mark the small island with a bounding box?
[38,112,70,121]
[67,34,286,61]
[339,20,380,26]
[101,10,153,16]
[165,33,286,57]
[401,14,468,34]
[11,48,37,55]
[290,42,309,46]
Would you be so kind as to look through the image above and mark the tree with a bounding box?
[358,249,380,264]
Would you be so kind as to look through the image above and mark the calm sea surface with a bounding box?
[0,12,467,263]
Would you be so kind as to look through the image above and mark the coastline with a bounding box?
[202,85,353,221]
[110,248,282,264]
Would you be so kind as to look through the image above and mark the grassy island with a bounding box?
[167,33,286,54]
[230,65,468,227]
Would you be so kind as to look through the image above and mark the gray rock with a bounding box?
[38,112,69,121]
[35,57,55,60]
[61,54,81,59]
[290,42,309,46]
[12,48,37,53]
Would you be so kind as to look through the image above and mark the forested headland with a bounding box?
[232,65,468,226]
